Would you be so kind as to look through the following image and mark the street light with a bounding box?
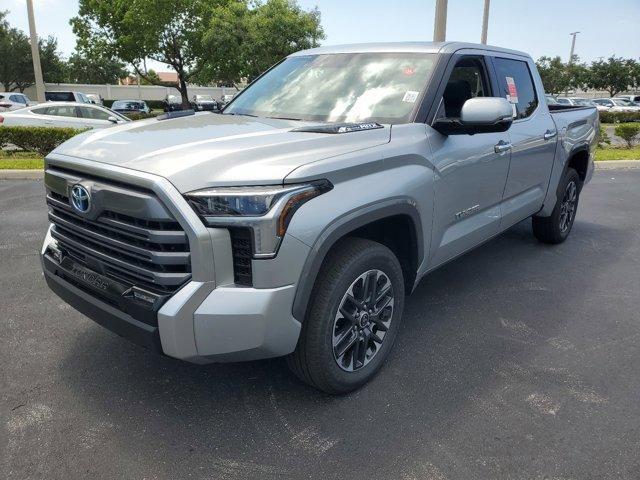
[568,31,580,64]
[433,0,448,42]
[481,0,490,44]
[26,0,45,102]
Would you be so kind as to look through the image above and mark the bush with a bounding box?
[598,126,611,148]
[0,126,87,157]
[123,111,161,121]
[598,110,640,124]
[614,123,640,148]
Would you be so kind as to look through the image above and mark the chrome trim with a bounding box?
[45,153,216,283]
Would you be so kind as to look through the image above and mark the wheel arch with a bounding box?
[291,199,424,322]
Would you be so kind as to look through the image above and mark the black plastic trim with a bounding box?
[291,200,424,322]
[42,255,163,352]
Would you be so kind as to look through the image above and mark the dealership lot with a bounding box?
[2,170,640,480]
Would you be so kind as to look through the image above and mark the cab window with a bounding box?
[492,57,538,119]
[437,56,490,119]
[41,106,78,117]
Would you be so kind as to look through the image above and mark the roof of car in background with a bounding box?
[290,41,530,59]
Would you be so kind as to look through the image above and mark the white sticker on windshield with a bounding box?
[402,91,420,103]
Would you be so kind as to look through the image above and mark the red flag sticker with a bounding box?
[505,76,518,103]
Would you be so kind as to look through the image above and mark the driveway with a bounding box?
[2,169,640,479]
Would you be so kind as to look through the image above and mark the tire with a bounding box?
[287,237,405,394]
[532,167,581,244]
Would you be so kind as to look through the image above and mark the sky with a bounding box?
[4,0,640,73]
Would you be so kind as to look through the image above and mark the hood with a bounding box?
[52,113,390,192]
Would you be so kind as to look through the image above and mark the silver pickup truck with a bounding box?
[41,42,598,393]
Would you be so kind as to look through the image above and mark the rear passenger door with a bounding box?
[489,56,557,228]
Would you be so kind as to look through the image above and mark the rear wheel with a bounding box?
[532,168,581,244]
[287,238,404,394]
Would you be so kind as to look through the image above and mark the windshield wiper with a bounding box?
[223,112,258,118]
[266,116,303,121]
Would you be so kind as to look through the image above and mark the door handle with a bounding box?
[544,130,557,140]
[494,141,512,154]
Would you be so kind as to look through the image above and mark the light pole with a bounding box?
[26,0,45,102]
[568,31,580,64]
[433,0,448,42]
[481,0,490,44]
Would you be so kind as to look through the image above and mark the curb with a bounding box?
[595,160,640,169]
[0,169,44,180]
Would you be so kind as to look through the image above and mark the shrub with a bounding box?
[123,111,161,121]
[614,123,640,148]
[597,126,611,148]
[0,126,87,157]
[598,110,640,124]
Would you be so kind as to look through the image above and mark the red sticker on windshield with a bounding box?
[403,66,416,76]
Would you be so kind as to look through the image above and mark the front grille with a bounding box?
[45,176,191,295]
[229,228,253,286]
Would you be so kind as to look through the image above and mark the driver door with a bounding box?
[427,54,511,268]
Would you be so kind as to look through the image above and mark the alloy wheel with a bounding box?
[332,269,394,372]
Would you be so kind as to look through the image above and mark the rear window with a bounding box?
[493,57,539,119]
[45,92,75,102]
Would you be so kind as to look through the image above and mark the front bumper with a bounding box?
[42,226,302,363]
[41,154,306,363]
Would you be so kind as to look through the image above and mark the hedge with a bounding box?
[122,111,161,121]
[0,126,87,157]
[598,111,640,124]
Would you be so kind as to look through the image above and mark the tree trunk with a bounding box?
[178,75,190,109]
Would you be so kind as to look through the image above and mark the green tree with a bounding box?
[200,0,324,87]
[0,12,66,91]
[587,56,634,97]
[72,0,214,107]
[139,69,162,85]
[535,55,588,94]
[67,50,128,84]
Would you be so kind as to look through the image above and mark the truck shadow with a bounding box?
[57,217,628,478]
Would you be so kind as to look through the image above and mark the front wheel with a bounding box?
[533,168,581,244]
[287,238,405,394]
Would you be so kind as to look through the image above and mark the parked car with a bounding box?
[219,93,236,109]
[0,92,34,112]
[40,42,598,394]
[555,97,574,106]
[611,98,640,109]
[0,102,130,129]
[593,98,638,112]
[112,100,151,115]
[545,95,559,105]
[44,91,93,104]
[163,95,184,112]
[615,94,640,104]
[569,97,596,107]
[191,94,219,111]
[85,93,104,105]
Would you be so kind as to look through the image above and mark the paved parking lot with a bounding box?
[2,169,640,480]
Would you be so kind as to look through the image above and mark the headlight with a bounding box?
[185,181,332,257]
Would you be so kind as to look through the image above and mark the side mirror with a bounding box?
[433,97,514,135]
[107,116,119,124]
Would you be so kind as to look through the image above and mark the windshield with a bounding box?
[612,99,631,106]
[225,53,437,124]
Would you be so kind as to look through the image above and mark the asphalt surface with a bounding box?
[2,170,640,480]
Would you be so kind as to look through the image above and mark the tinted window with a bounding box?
[493,58,538,119]
[10,94,27,104]
[78,106,111,120]
[45,92,75,102]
